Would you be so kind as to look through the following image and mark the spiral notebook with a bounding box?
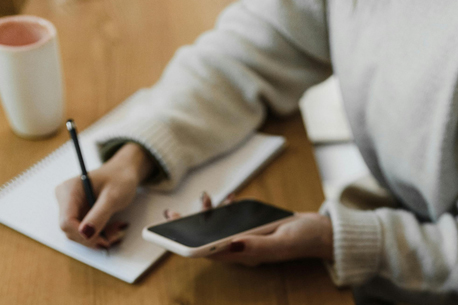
[0,92,286,284]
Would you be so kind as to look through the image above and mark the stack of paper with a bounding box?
[300,77,353,143]
[299,76,369,200]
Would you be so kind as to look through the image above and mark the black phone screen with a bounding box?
[147,200,294,248]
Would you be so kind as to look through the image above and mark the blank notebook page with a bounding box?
[0,96,286,284]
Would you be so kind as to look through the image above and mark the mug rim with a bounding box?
[0,15,57,52]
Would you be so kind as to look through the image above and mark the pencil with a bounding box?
[66,119,108,253]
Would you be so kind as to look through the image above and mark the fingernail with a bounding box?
[229,241,245,253]
[80,224,95,239]
[201,191,208,202]
[119,223,130,230]
[163,209,169,219]
[96,244,109,250]
[227,193,235,200]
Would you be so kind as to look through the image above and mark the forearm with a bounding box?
[94,0,331,190]
[323,200,458,293]
[104,143,156,185]
[376,208,458,292]
[319,215,334,261]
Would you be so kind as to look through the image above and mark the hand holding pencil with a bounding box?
[55,119,155,250]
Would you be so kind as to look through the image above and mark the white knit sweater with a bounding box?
[95,1,458,304]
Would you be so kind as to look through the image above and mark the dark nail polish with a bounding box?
[229,241,245,253]
[111,239,122,247]
[163,209,169,219]
[96,244,109,250]
[119,223,130,230]
[81,224,95,239]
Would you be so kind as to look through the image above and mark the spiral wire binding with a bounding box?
[0,95,137,201]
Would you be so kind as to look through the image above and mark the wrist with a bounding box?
[319,215,334,261]
[106,143,155,185]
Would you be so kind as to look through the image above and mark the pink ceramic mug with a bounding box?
[0,15,64,138]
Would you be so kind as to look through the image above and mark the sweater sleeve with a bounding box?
[94,0,332,190]
[321,200,458,294]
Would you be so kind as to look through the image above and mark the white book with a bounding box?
[0,97,286,284]
[299,77,369,200]
[300,76,353,144]
[313,143,369,200]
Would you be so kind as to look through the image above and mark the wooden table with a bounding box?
[0,0,25,16]
[0,0,354,304]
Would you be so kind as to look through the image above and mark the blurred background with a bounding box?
[0,0,25,16]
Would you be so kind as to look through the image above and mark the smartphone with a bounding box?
[142,199,296,257]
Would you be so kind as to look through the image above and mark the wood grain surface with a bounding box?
[0,0,354,304]
[0,0,26,16]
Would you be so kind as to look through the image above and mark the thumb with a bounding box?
[231,234,285,262]
[78,190,115,240]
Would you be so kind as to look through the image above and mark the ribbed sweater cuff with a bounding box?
[319,200,382,286]
[94,119,188,191]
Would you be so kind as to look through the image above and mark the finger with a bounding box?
[56,180,87,232]
[94,235,111,250]
[102,221,130,245]
[222,193,236,205]
[103,221,129,237]
[164,209,181,221]
[168,210,181,220]
[57,194,87,242]
[58,206,110,249]
[59,217,83,242]
[233,235,286,262]
[201,191,212,210]
[61,220,110,249]
[58,200,81,234]
[55,178,112,250]
[212,234,285,264]
[78,189,116,240]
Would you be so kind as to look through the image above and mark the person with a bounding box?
[55,0,458,304]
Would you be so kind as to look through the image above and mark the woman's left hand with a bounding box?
[164,193,334,266]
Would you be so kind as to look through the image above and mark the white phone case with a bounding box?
[142,213,298,258]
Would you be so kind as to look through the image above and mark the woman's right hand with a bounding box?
[55,143,155,249]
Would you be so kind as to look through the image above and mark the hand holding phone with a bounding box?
[142,199,297,257]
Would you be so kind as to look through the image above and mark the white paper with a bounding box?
[313,143,369,200]
[0,128,285,283]
[300,76,353,144]
[299,77,369,199]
